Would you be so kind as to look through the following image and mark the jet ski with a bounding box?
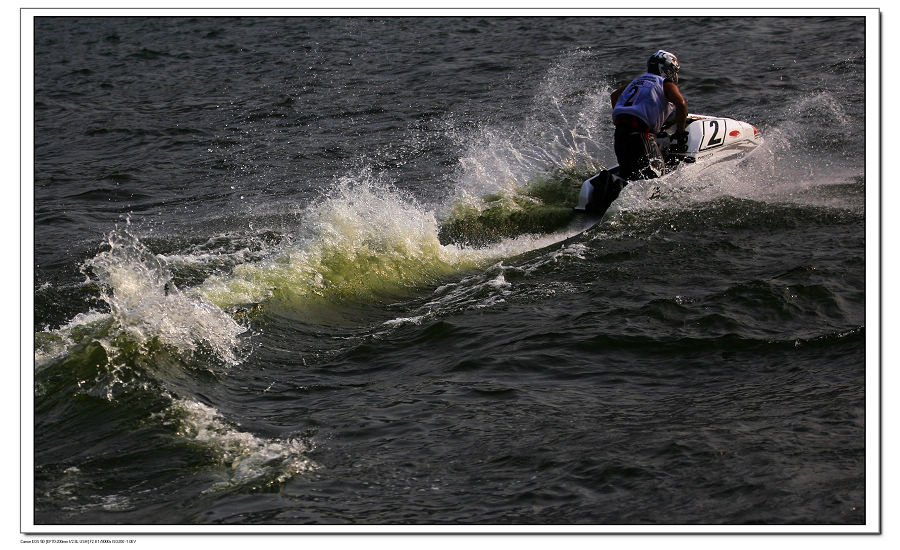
[574,113,762,216]
[437,113,761,247]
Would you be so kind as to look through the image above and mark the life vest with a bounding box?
[612,73,674,134]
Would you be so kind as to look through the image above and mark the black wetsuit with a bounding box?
[613,114,665,181]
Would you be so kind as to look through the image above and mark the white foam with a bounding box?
[169,398,315,489]
[34,310,113,370]
[85,227,247,365]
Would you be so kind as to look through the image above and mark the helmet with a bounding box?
[647,50,680,83]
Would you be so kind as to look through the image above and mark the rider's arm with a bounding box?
[664,81,687,132]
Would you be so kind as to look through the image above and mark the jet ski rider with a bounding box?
[609,50,688,180]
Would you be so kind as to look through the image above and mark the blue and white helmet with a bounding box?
[647,50,680,83]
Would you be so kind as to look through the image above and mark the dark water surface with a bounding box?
[32,15,869,526]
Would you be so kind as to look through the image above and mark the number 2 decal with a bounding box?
[700,119,727,150]
[623,85,639,106]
